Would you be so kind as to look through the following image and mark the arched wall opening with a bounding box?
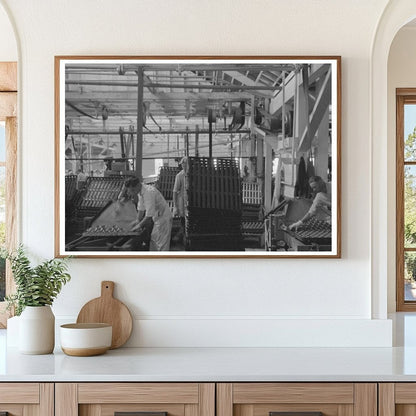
[0,1,17,61]
[387,19,416,313]
[371,1,416,319]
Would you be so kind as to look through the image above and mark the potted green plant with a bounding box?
[4,246,71,354]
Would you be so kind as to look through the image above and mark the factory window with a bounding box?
[0,62,17,327]
[397,90,416,311]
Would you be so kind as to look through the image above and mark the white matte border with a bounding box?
[57,57,340,258]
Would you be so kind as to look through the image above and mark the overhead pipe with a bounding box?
[66,128,251,135]
[64,135,250,160]
[65,80,279,90]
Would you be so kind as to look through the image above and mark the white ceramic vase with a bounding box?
[19,306,55,354]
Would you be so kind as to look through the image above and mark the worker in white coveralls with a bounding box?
[124,177,172,251]
[172,156,188,244]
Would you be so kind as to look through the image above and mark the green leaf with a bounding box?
[5,245,71,315]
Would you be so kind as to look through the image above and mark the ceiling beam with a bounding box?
[223,70,272,88]
[65,91,254,101]
[66,63,297,72]
[298,68,332,153]
[66,128,251,135]
[269,64,330,116]
[65,79,278,91]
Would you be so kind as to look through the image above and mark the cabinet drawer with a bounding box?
[0,383,39,403]
[78,383,200,404]
[56,383,215,416]
[0,383,53,415]
[217,383,376,416]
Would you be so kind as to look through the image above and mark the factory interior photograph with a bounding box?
[59,58,338,255]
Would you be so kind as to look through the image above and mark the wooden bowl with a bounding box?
[60,323,112,356]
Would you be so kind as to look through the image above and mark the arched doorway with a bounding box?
[371,1,416,318]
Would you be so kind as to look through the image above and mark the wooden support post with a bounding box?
[250,96,256,178]
[258,97,271,187]
[302,64,310,146]
[79,135,83,173]
[195,125,199,157]
[256,136,264,181]
[208,109,213,159]
[298,68,332,153]
[282,71,286,142]
[293,69,301,187]
[167,134,170,166]
[106,133,110,161]
[264,139,273,212]
[250,136,256,178]
[88,136,92,175]
[316,107,330,180]
[186,126,189,157]
[136,67,144,178]
[119,127,126,158]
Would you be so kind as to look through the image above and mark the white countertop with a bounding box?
[2,345,416,382]
[3,313,416,382]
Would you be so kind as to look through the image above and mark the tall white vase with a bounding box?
[19,306,55,354]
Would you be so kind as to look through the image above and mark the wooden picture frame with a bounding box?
[55,56,341,258]
[0,61,17,326]
[396,89,416,310]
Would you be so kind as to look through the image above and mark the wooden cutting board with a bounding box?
[76,281,133,349]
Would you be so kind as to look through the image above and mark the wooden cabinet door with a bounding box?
[0,383,53,416]
[379,383,416,416]
[217,383,377,416]
[55,383,215,416]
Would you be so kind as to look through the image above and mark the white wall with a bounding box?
[0,0,393,347]
[0,3,16,61]
[387,26,416,312]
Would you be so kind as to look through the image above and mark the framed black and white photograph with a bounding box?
[55,56,341,258]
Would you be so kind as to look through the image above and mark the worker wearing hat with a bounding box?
[289,176,331,230]
[124,177,172,251]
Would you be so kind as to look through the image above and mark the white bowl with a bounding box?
[60,323,112,356]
